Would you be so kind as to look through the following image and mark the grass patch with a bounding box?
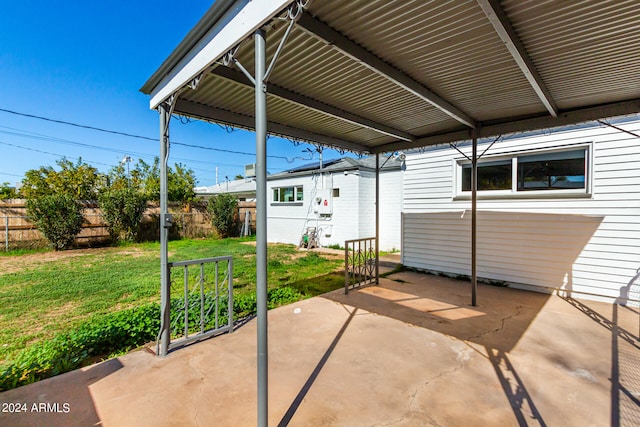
[0,237,344,390]
[380,263,405,278]
[0,247,50,257]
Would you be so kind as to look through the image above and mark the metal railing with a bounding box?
[344,237,378,294]
[163,256,234,352]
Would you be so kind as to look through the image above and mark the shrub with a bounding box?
[0,304,160,392]
[207,193,239,238]
[0,287,305,391]
[267,286,303,308]
[99,188,148,242]
[26,194,84,250]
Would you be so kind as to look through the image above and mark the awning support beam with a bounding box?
[173,98,369,153]
[476,0,558,117]
[296,12,476,129]
[212,66,415,142]
[372,98,640,154]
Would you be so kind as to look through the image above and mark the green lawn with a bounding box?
[0,237,344,364]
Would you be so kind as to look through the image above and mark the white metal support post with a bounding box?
[159,103,172,356]
[255,28,269,427]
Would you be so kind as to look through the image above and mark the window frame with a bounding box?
[271,185,304,205]
[454,143,592,199]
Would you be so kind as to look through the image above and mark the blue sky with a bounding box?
[0,1,348,188]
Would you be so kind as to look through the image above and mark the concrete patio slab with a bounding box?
[1,271,638,426]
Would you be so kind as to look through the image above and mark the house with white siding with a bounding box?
[267,156,403,251]
[402,118,640,304]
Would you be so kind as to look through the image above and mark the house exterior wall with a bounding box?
[357,169,403,251]
[402,120,640,303]
[267,168,401,250]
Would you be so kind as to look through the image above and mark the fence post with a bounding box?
[5,215,8,252]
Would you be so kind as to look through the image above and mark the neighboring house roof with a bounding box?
[195,178,256,196]
[196,156,402,194]
[268,156,402,180]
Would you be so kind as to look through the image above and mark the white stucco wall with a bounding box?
[267,168,401,251]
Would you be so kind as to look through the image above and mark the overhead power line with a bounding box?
[0,140,262,178]
[0,107,293,160]
[0,126,252,170]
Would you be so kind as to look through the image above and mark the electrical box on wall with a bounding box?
[312,189,333,215]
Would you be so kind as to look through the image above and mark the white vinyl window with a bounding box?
[456,145,591,198]
[272,185,303,203]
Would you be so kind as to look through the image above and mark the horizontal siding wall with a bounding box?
[402,120,640,303]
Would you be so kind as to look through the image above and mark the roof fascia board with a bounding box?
[296,12,476,129]
[476,0,558,117]
[147,0,294,109]
[372,98,640,154]
[212,66,415,142]
[174,99,369,153]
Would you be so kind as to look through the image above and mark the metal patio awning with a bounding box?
[142,0,640,153]
[141,2,640,425]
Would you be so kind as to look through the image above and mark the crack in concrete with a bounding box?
[466,306,521,342]
[377,308,523,426]
[374,346,466,427]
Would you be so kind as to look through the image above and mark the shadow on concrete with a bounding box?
[0,357,123,427]
[324,274,552,425]
[324,274,550,352]
[487,348,548,427]
[561,268,640,427]
[277,307,357,427]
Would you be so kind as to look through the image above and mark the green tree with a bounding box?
[130,158,160,201]
[0,182,17,200]
[26,194,84,250]
[127,158,196,203]
[207,193,239,238]
[20,158,100,200]
[168,162,197,203]
[98,188,148,242]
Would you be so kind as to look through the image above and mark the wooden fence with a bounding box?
[0,200,256,250]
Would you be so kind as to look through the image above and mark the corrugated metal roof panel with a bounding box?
[308,0,545,120]
[151,0,640,153]
[506,0,640,109]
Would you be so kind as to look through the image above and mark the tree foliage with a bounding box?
[19,156,198,248]
[20,158,100,200]
[98,188,148,242]
[207,193,239,238]
[26,194,84,250]
[111,158,196,203]
[168,162,197,203]
[0,182,17,200]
